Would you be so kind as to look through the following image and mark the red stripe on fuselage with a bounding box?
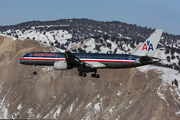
[82,59,134,63]
[20,58,134,63]
[20,58,66,61]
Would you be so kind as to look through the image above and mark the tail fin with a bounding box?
[132,29,163,57]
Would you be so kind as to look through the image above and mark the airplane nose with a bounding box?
[19,58,23,64]
[19,59,21,64]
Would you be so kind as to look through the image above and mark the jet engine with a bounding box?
[54,61,73,70]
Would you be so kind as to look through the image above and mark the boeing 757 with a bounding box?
[19,29,163,78]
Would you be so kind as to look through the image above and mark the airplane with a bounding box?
[19,29,163,78]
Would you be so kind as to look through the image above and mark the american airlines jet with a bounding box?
[19,29,163,78]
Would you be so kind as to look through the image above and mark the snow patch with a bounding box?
[82,112,91,120]
[0,91,10,119]
[69,103,75,115]
[100,46,110,53]
[0,33,17,40]
[53,105,62,119]
[117,90,123,97]
[68,98,78,115]
[109,105,116,115]
[156,89,169,106]
[27,108,34,118]
[1,29,72,46]
[94,95,103,113]
[125,100,133,110]
[94,102,101,113]
[138,65,180,85]
[129,100,133,105]
[17,103,22,110]
[138,65,180,115]
[86,102,92,109]
[176,111,180,116]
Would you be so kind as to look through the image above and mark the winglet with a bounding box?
[132,29,163,57]
[66,42,72,51]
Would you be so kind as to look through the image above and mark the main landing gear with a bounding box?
[91,73,100,78]
[91,69,100,78]
[78,72,87,77]
[78,68,100,78]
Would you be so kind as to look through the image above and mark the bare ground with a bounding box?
[0,36,179,119]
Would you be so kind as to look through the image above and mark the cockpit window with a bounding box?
[23,52,33,57]
[30,53,33,57]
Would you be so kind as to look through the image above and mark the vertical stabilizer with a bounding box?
[132,29,163,57]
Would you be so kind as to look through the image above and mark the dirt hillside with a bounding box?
[0,36,179,119]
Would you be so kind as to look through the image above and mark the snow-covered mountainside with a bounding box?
[0,19,180,119]
[0,19,180,71]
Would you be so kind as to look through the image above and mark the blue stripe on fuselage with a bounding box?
[23,52,139,61]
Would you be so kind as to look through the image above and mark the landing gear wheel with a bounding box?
[95,74,100,78]
[78,72,82,76]
[33,71,37,75]
[82,73,87,77]
[91,74,95,77]
[91,73,100,78]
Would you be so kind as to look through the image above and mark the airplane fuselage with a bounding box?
[19,52,159,69]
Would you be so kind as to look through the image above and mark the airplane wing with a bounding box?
[65,51,93,68]
[65,51,106,68]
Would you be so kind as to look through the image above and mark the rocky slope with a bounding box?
[0,35,180,119]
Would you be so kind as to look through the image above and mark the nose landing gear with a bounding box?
[33,65,37,75]
[33,71,37,75]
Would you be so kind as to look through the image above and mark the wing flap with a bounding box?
[86,62,106,68]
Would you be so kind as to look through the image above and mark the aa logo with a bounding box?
[142,40,154,51]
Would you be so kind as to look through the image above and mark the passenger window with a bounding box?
[30,53,33,57]
[129,56,132,60]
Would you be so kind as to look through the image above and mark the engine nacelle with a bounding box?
[54,61,73,70]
